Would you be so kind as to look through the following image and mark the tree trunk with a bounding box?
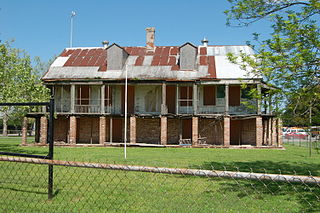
[2,112,8,137]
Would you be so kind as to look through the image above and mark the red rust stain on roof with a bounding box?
[135,56,144,66]
[151,55,161,66]
[168,56,176,66]
[87,56,100,66]
[80,56,91,66]
[154,47,163,55]
[72,56,84,66]
[162,47,170,56]
[95,56,106,67]
[169,47,179,55]
[159,56,169,66]
[208,56,216,78]
[79,49,88,57]
[171,65,180,71]
[125,47,133,54]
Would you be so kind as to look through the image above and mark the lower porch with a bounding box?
[23,114,283,148]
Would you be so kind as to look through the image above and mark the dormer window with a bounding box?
[179,43,197,70]
[106,43,129,70]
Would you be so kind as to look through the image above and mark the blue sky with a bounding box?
[0,0,271,62]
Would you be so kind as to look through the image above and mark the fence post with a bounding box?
[48,98,55,199]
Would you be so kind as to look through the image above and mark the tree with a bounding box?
[0,41,50,136]
[225,0,320,125]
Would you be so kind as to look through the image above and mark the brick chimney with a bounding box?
[146,27,155,51]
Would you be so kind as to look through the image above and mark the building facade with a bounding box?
[29,28,282,147]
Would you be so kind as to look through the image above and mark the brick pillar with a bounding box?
[267,118,272,146]
[21,117,28,146]
[130,116,136,144]
[99,117,106,145]
[160,116,167,145]
[192,117,199,145]
[256,116,263,147]
[277,118,283,147]
[109,118,113,143]
[223,116,230,147]
[40,116,48,145]
[263,119,267,146]
[69,116,77,144]
[272,118,277,146]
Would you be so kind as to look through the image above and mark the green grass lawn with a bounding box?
[1,136,319,175]
[1,137,320,212]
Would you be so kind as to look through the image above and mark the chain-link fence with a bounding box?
[283,136,320,151]
[0,156,319,213]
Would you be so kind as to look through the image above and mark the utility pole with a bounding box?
[70,11,76,47]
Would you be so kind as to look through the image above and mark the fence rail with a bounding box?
[1,156,319,185]
[1,156,320,212]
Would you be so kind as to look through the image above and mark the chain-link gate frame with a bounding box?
[0,98,54,199]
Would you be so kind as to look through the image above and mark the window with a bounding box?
[104,85,112,106]
[179,86,193,106]
[76,85,89,105]
[217,85,225,98]
[229,86,241,106]
[203,86,216,105]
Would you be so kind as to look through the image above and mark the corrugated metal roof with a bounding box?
[43,45,258,81]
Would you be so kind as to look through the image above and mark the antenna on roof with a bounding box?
[70,11,76,47]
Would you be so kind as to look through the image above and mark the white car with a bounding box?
[284,128,308,139]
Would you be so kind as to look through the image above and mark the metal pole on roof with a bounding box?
[70,11,76,47]
[124,65,128,159]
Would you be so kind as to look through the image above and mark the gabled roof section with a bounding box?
[179,42,197,49]
[42,44,257,81]
[106,43,128,53]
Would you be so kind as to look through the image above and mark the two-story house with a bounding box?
[30,28,282,147]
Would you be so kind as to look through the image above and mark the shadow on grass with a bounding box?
[193,160,320,176]
[0,143,47,156]
[0,186,47,195]
[216,177,320,212]
[187,160,320,212]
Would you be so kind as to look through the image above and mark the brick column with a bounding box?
[160,116,167,145]
[69,116,77,144]
[267,118,272,145]
[21,117,28,145]
[130,116,136,144]
[223,116,230,147]
[272,118,277,146]
[99,117,106,144]
[109,118,113,143]
[256,116,263,147]
[192,117,199,145]
[263,119,267,146]
[40,116,48,145]
[277,118,283,147]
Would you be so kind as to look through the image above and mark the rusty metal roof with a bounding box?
[44,45,256,81]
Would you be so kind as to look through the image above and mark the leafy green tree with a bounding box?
[0,41,50,136]
[225,0,320,125]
